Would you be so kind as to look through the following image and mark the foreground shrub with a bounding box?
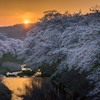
[51,68,95,100]
[17,70,35,77]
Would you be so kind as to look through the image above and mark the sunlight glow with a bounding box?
[24,20,30,24]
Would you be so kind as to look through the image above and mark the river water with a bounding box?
[0,77,61,100]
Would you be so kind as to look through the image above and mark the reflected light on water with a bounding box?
[1,77,56,100]
[2,78,41,100]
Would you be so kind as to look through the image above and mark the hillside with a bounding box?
[0,24,34,39]
[0,33,23,58]
[19,11,100,99]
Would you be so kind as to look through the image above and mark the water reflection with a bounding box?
[0,77,58,100]
[1,78,32,100]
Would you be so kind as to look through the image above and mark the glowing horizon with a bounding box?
[0,0,100,26]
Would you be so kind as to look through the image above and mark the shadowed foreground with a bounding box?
[0,82,12,100]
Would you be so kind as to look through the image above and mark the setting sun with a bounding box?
[24,20,30,24]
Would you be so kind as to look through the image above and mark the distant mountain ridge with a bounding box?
[0,24,34,39]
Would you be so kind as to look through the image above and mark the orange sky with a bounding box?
[0,0,100,26]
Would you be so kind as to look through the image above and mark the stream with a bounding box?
[0,77,66,100]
